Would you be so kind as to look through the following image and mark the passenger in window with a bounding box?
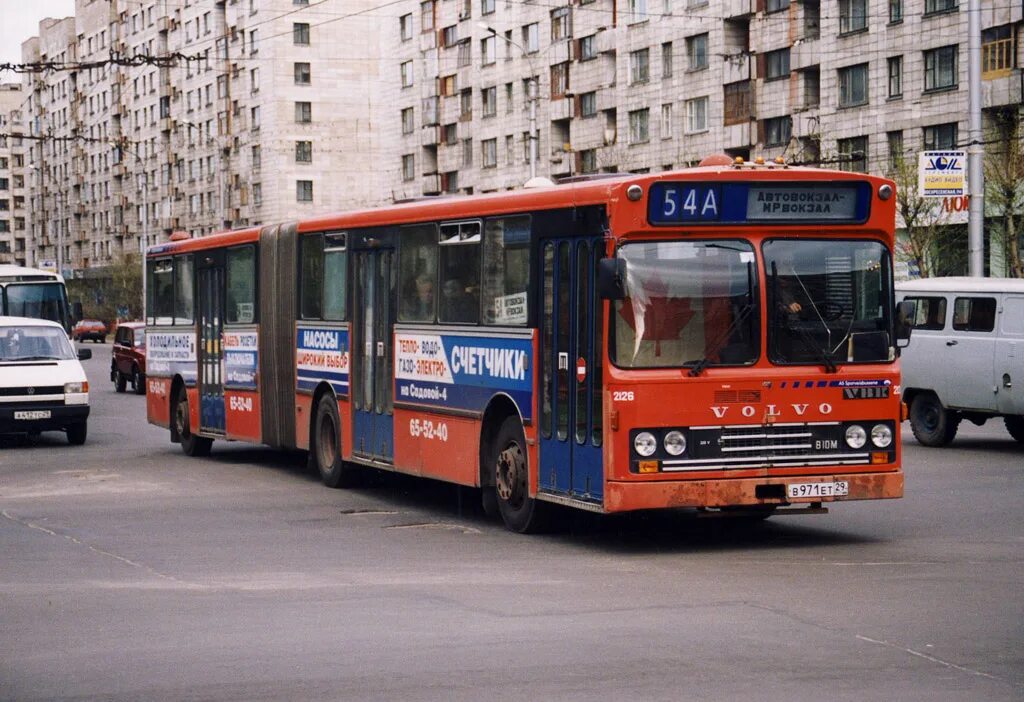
[403,273,435,320]
[442,278,477,323]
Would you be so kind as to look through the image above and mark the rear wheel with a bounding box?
[492,416,550,533]
[66,422,87,445]
[313,394,356,488]
[114,370,127,393]
[1005,415,1024,443]
[174,386,212,457]
[132,367,146,395]
[910,393,959,447]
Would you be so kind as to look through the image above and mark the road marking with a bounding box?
[855,635,1000,681]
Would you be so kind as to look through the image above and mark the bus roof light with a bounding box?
[754,157,765,165]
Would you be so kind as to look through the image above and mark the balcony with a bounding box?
[982,38,1015,79]
[723,0,753,18]
[722,55,752,85]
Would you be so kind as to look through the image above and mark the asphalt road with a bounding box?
[1,347,1022,701]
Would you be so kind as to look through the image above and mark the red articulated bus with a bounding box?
[145,159,908,532]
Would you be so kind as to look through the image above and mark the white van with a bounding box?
[896,278,1024,446]
[0,316,92,444]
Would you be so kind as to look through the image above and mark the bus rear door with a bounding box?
[352,249,396,462]
[539,238,604,502]
[197,252,226,434]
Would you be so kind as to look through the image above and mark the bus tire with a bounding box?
[114,370,127,393]
[910,393,959,447]
[174,386,212,457]
[313,394,355,488]
[1005,415,1024,444]
[133,367,146,395]
[492,416,550,533]
[66,421,87,446]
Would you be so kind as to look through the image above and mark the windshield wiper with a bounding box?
[770,262,837,373]
[689,262,756,377]
[788,324,838,373]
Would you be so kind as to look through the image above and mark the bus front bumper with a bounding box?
[604,470,904,513]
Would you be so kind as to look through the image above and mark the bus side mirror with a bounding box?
[77,348,92,361]
[72,301,83,325]
[597,258,627,300]
[895,300,914,348]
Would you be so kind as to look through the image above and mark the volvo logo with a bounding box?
[26,387,34,395]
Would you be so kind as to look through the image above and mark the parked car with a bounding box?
[896,277,1024,446]
[0,316,92,444]
[111,322,146,395]
[72,318,107,343]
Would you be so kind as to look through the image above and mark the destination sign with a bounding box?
[647,182,870,225]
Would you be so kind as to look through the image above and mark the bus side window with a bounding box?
[482,215,530,326]
[150,258,174,325]
[323,232,347,321]
[398,225,438,322]
[439,221,481,324]
[174,255,194,325]
[300,234,324,319]
[226,245,257,324]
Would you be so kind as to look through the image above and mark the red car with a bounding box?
[72,319,107,343]
[110,322,146,395]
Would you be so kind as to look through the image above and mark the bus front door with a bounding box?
[538,238,604,503]
[352,250,395,462]
[197,255,226,434]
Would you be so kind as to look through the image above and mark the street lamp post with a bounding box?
[481,25,538,180]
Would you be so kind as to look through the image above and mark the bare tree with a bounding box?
[888,155,955,278]
[985,109,1024,278]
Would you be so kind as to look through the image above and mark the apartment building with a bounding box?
[385,0,1023,199]
[23,0,386,272]
[0,84,29,265]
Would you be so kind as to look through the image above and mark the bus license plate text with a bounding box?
[787,481,849,499]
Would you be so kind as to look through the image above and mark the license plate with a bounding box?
[14,410,51,420]
[787,481,849,499]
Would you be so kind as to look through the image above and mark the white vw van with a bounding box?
[896,278,1024,446]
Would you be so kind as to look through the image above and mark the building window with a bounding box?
[837,135,868,172]
[421,1,435,32]
[402,154,415,181]
[481,0,495,15]
[580,91,597,117]
[296,141,312,163]
[295,101,312,123]
[580,35,596,60]
[580,149,597,174]
[251,106,261,129]
[551,7,570,41]
[402,107,415,134]
[839,0,868,34]
[686,33,707,71]
[297,180,313,202]
[401,60,414,87]
[887,130,904,172]
[294,62,311,85]
[250,68,260,93]
[660,103,673,139]
[982,25,1015,77]
[924,0,958,15]
[889,0,903,22]
[763,116,792,146]
[629,108,650,143]
[482,138,497,168]
[457,40,471,68]
[460,89,472,119]
[767,0,790,11]
[551,62,569,97]
[924,45,958,91]
[399,14,413,41]
[522,23,539,53]
[685,96,708,133]
[443,123,458,145]
[629,0,648,23]
[764,48,790,80]
[838,63,869,107]
[887,56,902,98]
[294,23,310,45]
[630,49,650,84]
[251,145,261,169]
[923,122,958,150]
[662,42,673,78]
[481,35,496,65]
[441,74,457,97]
[723,81,751,125]
[442,25,458,48]
[506,135,515,164]
[482,86,497,117]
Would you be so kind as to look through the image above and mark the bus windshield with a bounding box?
[3,283,71,331]
[613,240,758,369]
[765,239,892,366]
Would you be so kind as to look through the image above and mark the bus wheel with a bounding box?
[313,394,355,488]
[910,393,959,447]
[492,416,549,533]
[1005,415,1024,444]
[174,386,212,457]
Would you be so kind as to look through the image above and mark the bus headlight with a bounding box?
[845,424,867,449]
[871,424,893,448]
[633,432,657,457]
[663,430,687,456]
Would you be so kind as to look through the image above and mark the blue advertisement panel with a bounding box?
[395,332,533,420]
[296,326,350,395]
[147,330,197,384]
[223,330,258,390]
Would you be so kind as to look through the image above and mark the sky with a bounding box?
[0,1,76,69]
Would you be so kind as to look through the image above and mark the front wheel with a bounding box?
[132,367,146,395]
[114,370,127,393]
[66,422,87,445]
[492,416,550,533]
[1005,415,1024,444]
[910,393,959,447]
[312,394,356,488]
[174,386,212,457]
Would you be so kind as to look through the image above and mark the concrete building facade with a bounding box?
[0,84,29,265]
